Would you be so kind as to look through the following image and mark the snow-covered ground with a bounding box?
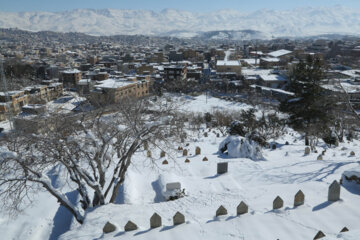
[1,95,360,240]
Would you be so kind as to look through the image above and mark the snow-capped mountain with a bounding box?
[0,6,359,38]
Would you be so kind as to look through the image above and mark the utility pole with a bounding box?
[0,60,14,130]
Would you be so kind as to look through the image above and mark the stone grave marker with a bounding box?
[143,141,149,150]
[317,155,323,160]
[183,149,188,156]
[147,150,152,158]
[328,180,340,201]
[294,190,305,207]
[217,162,228,174]
[173,212,185,225]
[202,157,208,161]
[195,147,201,155]
[204,132,208,137]
[150,213,162,228]
[162,160,168,165]
[313,231,326,239]
[216,205,228,216]
[237,201,248,215]
[185,159,190,163]
[273,196,284,210]
[340,227,349,233]
[103,221,117,233]
[124,221,138,231]
[160,151,166,158]
[305,147,311,155]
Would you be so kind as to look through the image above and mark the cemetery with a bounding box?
[23,95,360,240]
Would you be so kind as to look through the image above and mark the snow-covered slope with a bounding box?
[0,7,359,38]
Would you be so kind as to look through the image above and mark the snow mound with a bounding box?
[219,136,265,161]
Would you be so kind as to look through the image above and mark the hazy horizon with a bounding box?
[0,0,359,13]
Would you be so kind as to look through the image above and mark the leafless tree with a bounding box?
[0,97,179,224]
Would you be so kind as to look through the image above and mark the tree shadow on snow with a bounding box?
[49,190,79,240]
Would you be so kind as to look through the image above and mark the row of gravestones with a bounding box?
[103,212,186,233]
[272,180,341,211]
[103,181,344,237]
[145,147,202,159]
[304,147,355,159]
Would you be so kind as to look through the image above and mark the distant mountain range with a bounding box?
[0,7,359,39]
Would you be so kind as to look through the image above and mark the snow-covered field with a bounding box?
[1,95,360,240]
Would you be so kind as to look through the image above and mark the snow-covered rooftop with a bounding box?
[216,60,241,66]
[268,49,292,58]
[62,69,81,74]
[260,74,287,82]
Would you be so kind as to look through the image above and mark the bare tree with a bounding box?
[0,97,178,224]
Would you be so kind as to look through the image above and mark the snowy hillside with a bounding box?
[0,7,360,38]
[2,95,359,240]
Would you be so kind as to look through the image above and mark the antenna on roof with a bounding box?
[0,60,14,130]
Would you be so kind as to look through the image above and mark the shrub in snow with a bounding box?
[219,135,265,161]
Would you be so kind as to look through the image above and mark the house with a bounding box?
[258,74,288,88]
[216,60,241,76]
[90,76,150,105]
[0,91,29,121]
[60,69,82,87]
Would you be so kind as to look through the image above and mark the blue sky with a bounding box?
[0,0,359,12]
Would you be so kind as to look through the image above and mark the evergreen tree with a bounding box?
[281,55,333,138]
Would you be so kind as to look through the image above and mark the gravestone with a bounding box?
[203,157,208,161]
[285,141,289,145]
[185,159,190,163]
[314,231,326,239]
[305,147,311,155]
[340,227,349,233]
[173,212,185,225]
[186,143,190,147]
[124,221,138,231]
[317,155,323,160]
[103,221,117,233]
[237,201,248,215]
[216,205,228,216]
[166,182,181,192]
[178,146,183,151]
[350,151,355,156]
[144,141,149,150]
[272,144,276,150]
[162,160,168,165]
[273,196,284,210]
[216,133,220,138]
[160,151,166,158]
[150,213,162,228]
[181,138,185,143]
[147,150,152,158]
[328,180,341,201]
[294,190,305,207]
[217,162,228,174]
[195,147,201,155]
[183,149,188,156]
[204,132,208,137]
